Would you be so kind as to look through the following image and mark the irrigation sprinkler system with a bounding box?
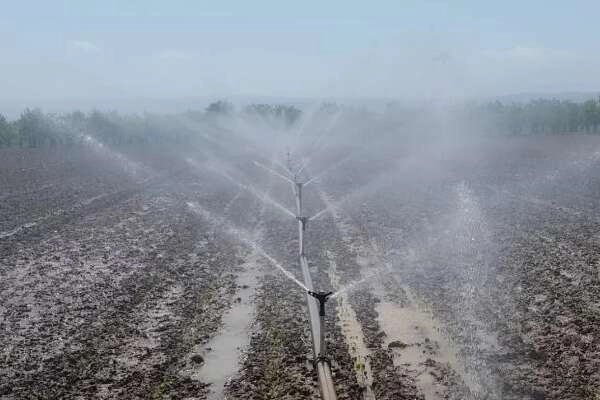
[308,290,334,364]
[256,155,338,400]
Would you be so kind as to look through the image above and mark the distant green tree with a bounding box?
[566,102,581,133]
[318,102,341,114]
[276,104,302,126]
[244,103,302,126]
[0,114,15,147]
[473,96,600,136]
[244,103,273,118]
[206,100,234,115]
[17,108,57,148]
[59,110,87,145]
[88,110,123,145]
[582,99,599,132]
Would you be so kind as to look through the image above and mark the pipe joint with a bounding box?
[314,354,332,367]
[308,290,333,316]
[297,215,309,230]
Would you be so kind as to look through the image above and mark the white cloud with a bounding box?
[69,40,100,54]
[482,46,569,63]
[155,50,194,63]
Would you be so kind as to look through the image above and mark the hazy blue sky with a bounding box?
[2,0,599,102]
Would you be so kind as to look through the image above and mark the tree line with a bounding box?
[0,101,302,148]
[2,97,600,149]
[0,108,186,148]
[464,97,600,135]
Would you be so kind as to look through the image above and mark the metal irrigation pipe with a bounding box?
[293,181,338,400]
[255,159,338,400]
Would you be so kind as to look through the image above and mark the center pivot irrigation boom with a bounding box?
[256,158,337,400]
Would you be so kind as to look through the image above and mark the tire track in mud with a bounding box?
[325,250,376,400]
[224,163,322,399]
[183,155,331,398]
[191,251,261,399]
[318,190,478,400]
[221,169,321,399]
[193,169,271,399]
[318,190,423,399]
[306,223,374,400]
[345,182,515,400]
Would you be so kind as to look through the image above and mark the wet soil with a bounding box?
[2,135,600,399]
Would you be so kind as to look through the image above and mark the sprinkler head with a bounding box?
[296,216,309,230]
[308,291,333,316]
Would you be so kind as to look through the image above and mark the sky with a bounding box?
[1,0,600,105]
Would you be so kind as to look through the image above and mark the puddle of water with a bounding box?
[185,158,280,398]
[188,258,260,400]
[319,190,479,399]
[326,251,375,400]
[375,283,482,400]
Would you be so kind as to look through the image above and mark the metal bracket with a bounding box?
[296,215,309,230]
[308,290,333,316]
[314,354,332,367]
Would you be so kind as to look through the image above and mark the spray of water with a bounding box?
[273,159,293,176]
[290,104,318,141]
[309,162,382,221]
[83,135,147,177]
[186,158,296,219]
[330,262,393,299]
[415,181,499,397]
[178,116,225,148]
[280,108,344,180]
[303,155,350,187]
[543,146,600,182]
[253,160,295,184]
[309,156,419,223]
[187,202,308,291]
[308,207,331,222]
[295,156,312,179]
[294,110,343,170]
[450,182,494,326]
[216,167,296,219]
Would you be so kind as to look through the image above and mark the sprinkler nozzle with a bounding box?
[296,216,309,230]
[308,291,333,316]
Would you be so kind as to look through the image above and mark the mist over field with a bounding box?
[2,2,600,400]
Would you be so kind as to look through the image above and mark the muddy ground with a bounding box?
[1,135,600,399]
